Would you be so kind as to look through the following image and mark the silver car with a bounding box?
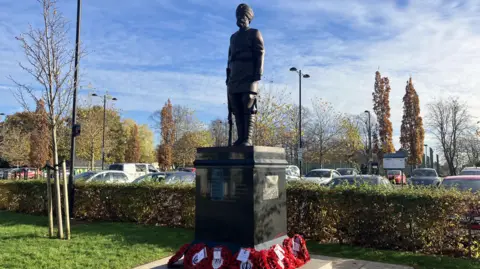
[74,170,131,184]
[460,167,480,176]
[303,169,341,185]
[165,172,195,184]
[409,168,442,186]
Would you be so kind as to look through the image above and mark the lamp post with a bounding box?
[424,144,428,168]
[91,93,117,170]
[290,67,310,174]
[68,0,82,216]
[364,110,372,174]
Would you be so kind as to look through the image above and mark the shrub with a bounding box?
[1,180,479,257]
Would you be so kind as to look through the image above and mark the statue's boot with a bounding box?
[233,115,244,146]
[241,113,255,146]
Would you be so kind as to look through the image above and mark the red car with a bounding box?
[387,170,407,184]
[9,168,38,179]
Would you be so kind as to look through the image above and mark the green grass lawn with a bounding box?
[2,211,480,269]
[0,211,192,269]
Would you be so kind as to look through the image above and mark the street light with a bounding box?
[68,0,83,217]
[364,110,372,174]
[290,67,310,173]
[91,93,117,170]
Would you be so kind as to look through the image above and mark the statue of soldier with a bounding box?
[226,3,264,146]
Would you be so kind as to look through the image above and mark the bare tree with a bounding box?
[305,98,343,167]
[356,113,377,160]
[10,0,78,179]
[209,118,228,147]
[426,98,472,175]
[459,132,480,167]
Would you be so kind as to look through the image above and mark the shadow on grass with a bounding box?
[0,210,194,250]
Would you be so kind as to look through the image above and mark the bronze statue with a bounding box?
[226,3,264,146]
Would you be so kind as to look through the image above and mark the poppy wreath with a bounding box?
[282,234,310,267]
[183,243,212,269]
[230,248,264,269]
[210,245,233,269]
[265,245,295,269]
[167,243,191,268]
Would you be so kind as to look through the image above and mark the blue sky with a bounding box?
[1,0,480,149]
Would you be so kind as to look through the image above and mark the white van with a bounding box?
[108,163,159,180]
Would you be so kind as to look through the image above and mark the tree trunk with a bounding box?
[51,122,64,239]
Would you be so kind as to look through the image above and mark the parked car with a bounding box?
[328,175,393,189]
[74,170,131,184]
[165,172,195,184]
[459,167,480,176]
[108,163,158,179]
[8,167,38,179]
[177,167,196,173]
[409,168,442,186]
[303,169,340,185]
[386,170,407,184]
[441,175,480,192]
[286,165,300,181]
[133,172,173,183]
[336,168,359,176]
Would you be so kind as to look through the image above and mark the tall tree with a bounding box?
[400,77,425,166]
[427,98,472,175]
[11,0,78,181]
[125,124,140,163]
[157,100,175,170]
[29,99,51,171]
[372,71,395,160]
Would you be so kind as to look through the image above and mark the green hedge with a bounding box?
[1,180,479,258]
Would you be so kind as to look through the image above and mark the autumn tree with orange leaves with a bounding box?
[157,99,175,170]
[29,99,51,172]
[372,71,395,162]
[400,77,425,166]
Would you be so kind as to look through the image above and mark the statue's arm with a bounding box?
[252,29,265,82]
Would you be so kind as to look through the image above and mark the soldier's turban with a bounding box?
[236,3,254,21]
